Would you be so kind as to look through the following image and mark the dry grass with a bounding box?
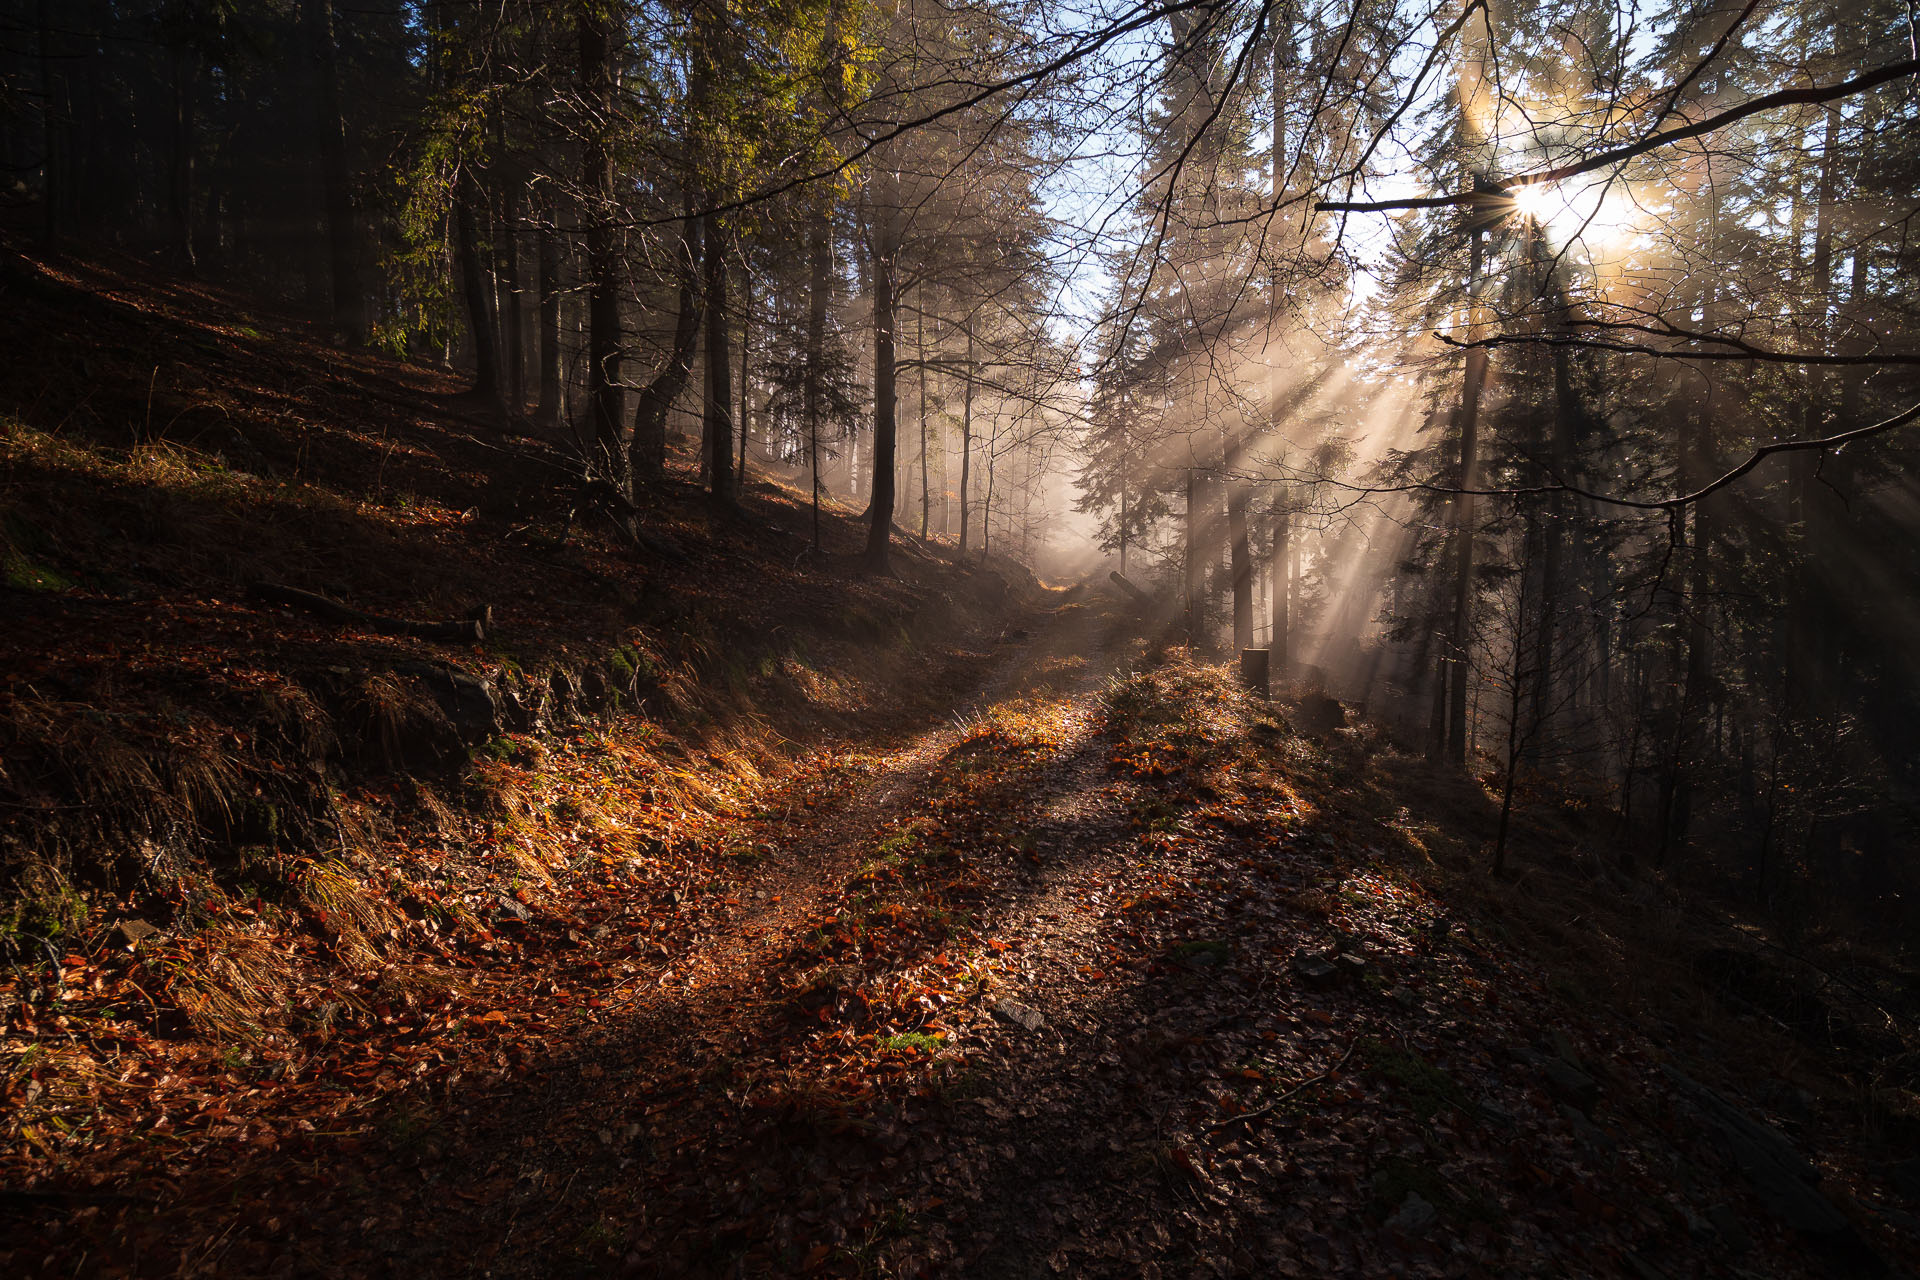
[165,737,242,832]
[296,860,405,973]
[345,673,451,768]
[160,927,298,1043]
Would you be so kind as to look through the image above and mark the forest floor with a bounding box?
[4,239,1919,1278]
[13,592,1920,1279]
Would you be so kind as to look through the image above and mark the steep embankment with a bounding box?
[0,237,1045,1210]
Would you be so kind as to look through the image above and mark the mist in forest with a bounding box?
[7,0,1919,928]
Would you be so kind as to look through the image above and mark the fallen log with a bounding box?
[248,582,487,643]
[1108,570,1154,610]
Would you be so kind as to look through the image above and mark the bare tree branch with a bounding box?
[1317,56,1920,214]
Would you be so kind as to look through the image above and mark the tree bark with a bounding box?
[578,4,624,485]
[957,322,975,557]
[1269,491,1290,672]
[170,47,198,270]
[1185,465,1201,647]
[630,213,705,485]
[917,292,932,539]
[738,262,752,484]
[455,180,502,407]
[37,0,60,248]
[535,201,562,428]
[1445,223,1488,765]
[1226,431,1252,652]
[304,0,363,341]
[705,225,734,505]
[498,177,525,411]
[804,200,830,549]
[864,210,899,571]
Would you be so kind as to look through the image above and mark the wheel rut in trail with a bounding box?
[677,594,1120,991]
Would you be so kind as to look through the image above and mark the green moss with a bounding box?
[236,797,280,843]
[878,1031,941,1054]
[1364,1039,1467,1121]
[2,867,89,944]
[3,549,75,593]
[1169,937,1230,965]
[1371,1154,1504,1223]
[608,646,636,685]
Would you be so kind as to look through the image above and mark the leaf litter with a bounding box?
[5,609,1913,1278]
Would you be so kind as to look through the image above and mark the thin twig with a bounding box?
[1202,1036,1358,1138]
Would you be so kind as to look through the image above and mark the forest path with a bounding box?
[56,590,1883,1280]
[118,585,1161,1277]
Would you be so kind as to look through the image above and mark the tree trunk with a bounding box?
[1226,431,1252,652]
[304,0,363,342]
[579,4,624,485]
[864,212,898,571]
[1185,465,1201,648]
[1786,105,1841,705]
[498,179,525,412]
[917,293,932,539]
[454,182,501,407]
[1445,224,1488,765]
[1663,171,1724,863]
[957,322,975,557]
[535,204,562,428]
[170,48,198,270]
[705,226,734,505]
[804,201,830,549]
[1269,490,1290,672]
[738,263,752,483]
[37,0,60,248]
[630,213,704,485]
[1527,225,1577,759]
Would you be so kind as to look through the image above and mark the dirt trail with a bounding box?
[36,589,1888,1280]
[113,588,1144,1277]
[665,592,1120,999]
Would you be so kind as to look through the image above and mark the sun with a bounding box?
[1506,175,1636,251]
[1509,182,1554,222]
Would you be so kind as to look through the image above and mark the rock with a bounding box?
[548,666,579,724]
[1705,1203,1752,1253]
[1475,1096,1519,1129]
[1292,953,1340,987]
[1297,692,1347,736]
[495,895,531,924]
[398,663,500,744]
[579,664,611,713]
[1891,1156,1920,1201]
[1663,1066,1852,1236]
[1336,953,1369,979]
[115,918,161,947]
[498,675,541,733]
[990,998,1045,1033]
[1385,1191,1437,1235]
[1548,1027,1585,1071]
[1558,1102,1615,1151]
[1543,1057,1601,1115]
[1758,1081,1816,1126]
[1623,1253,1671,1280]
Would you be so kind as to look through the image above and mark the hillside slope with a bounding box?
[3,243,1917,1280]
[0,236,1044,1192]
